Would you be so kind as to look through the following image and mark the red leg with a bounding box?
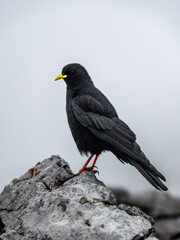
[85,155,99,174]
[75,155,100,175]
[92,155,99,167]
[75,154,94,175]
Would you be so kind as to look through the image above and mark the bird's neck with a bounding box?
[67,79,93,92]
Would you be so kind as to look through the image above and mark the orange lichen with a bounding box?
[35,170,41,176]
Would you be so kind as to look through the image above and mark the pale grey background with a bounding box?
[0,0,180,195]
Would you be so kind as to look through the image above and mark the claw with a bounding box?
[93,170,99,175]
[92,165,98,170]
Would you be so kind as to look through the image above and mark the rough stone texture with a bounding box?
[112,188,180,240]
[0,155,158,240]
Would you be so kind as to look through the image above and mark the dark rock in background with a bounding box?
[0,155,157,240]
[111,188,180,240]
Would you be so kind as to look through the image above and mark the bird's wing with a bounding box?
[89,118,167,190]
[71,94,136,145]
[72,94,167,190]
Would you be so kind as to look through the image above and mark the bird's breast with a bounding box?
[66,101,105,155]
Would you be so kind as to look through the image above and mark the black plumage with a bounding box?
[55,63,168,191]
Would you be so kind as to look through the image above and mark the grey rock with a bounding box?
[0,155,158,240]
[111,188,180,240]
[129,191,180,219]
[156,218,180,240]
[0,217,5,234]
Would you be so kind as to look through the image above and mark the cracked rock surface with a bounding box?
[0,155,158,240]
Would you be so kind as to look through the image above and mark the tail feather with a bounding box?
[128,158,168,191]
[133,142,166,182]
[113,148,168,191]
[89,126,168,191]
[128,159,161,190]
[137,158,166,182]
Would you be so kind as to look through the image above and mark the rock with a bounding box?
[0,155,158,240]
[111,188,180,240]
[0,217,5,234]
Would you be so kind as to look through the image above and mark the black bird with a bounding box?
[55,63,168,191]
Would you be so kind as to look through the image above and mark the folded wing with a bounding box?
[71,94,167,191]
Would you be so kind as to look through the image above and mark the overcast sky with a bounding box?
[0,0,180,195]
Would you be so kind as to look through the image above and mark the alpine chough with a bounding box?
[55,63,168,191]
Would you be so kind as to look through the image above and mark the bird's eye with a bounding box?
[71,70,75,74]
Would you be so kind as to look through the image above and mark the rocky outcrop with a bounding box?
[0,155,158,240]
[112,189,180,240]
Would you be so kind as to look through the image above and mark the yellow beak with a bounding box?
[55,73,67,81]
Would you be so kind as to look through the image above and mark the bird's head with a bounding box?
[55,63,92,89]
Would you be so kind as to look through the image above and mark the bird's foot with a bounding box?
[85,166,99,174]
[85,165,98,170]
[75,166,99,176]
